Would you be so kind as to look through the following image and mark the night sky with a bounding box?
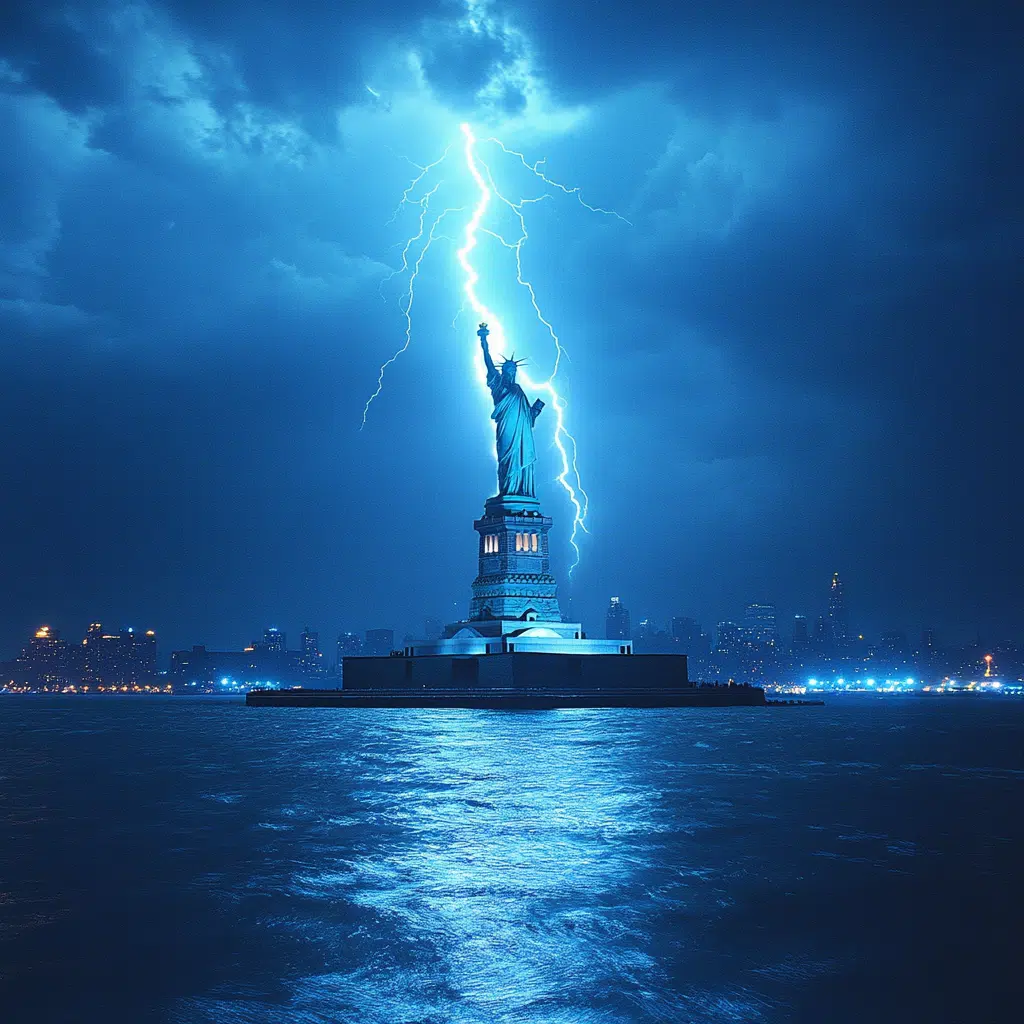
[1,1,1021,657]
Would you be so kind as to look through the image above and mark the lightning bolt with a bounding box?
[386,145,451,227]
[366,123,627,575]
[457,123,592,572]
[362,182,463,428]
[485,136,633,226]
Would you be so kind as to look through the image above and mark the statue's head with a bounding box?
[501,354,525,383]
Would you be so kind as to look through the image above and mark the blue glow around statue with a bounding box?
[478,323,545,498]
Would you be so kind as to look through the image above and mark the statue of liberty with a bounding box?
[478,323,545,498]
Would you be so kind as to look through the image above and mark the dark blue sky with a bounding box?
[1,0,1021,656]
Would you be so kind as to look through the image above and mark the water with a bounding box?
[1,696,1020,1023]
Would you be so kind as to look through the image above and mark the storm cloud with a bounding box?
[0,0,1020,655]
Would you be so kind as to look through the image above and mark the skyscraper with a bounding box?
[20,625,73,686]
[261,627,285,653]
[337,632,362,656]
[828,572,848,646]
[606,597,631,640]
[300,628,323,675]
[715,621,743,654]
[671,616,710,657]
[364,629,395,657]
[792,615,809,646]
[116,627,157,684]
[635,618,656,640]
[744,603,778,645]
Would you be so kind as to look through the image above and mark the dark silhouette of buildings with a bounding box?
[170,645,255,687]
[671,616,710,656]
[744,603,778,645]
[828,572,848,646]
[336,631,362,665]
[792,615,809,646]
[364,629,395,657]
[8,623,157,689]
[260,627,285,653]
[300,628,323,675]
[606,597,631,640]
[716,620,742,654]
[169,627,329,689]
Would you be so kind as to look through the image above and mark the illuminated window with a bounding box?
[531,533,538,552]
[515,533,522,551]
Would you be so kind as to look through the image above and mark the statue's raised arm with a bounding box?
[478,323,497,383]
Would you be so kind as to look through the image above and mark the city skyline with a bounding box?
[8,564,1019,682]
[6,569,1017,660]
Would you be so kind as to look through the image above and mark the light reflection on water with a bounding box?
[1,698,1020,1023]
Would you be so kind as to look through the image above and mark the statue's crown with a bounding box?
[500,351,527,371]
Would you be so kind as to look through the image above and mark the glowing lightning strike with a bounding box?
[367,123,627,576]
[456,122,597,572]
[386,145,451,227]
[362,190,463,428]
[486,136,633,226]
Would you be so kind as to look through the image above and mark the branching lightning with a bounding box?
[362,188,463,428]
[485,136,633,226]
[367,122,627,574]
[386,145,451,227]
[458,124,591,569]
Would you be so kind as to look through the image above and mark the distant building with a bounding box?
[828,573,848,646]
[744,603,778,645]
[16,623,157,688]
[170,645,255,688]
[424,617,445,641]
[18,625,74,686]
[792,615,809,646]
[337,631,362,664]
[635,618,656,640]
[634,627,677,654]
[300,628,323,675]
[606,597,631,641]
[879,631,908,655]
[80,625,156,686]
[813,615,829,647]
[109,627,157,685]
[671,616,710,657]
[716,621,743,654]
[261,627,286,653]
[364,629,395,657]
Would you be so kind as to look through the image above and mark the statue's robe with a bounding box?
[488,367,538,497]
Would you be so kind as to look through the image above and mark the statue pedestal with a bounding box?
[469,496,561,622]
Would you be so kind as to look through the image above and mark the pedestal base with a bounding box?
[470,498,561,622]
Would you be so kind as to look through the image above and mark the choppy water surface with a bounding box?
[1,697,1020,1023]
